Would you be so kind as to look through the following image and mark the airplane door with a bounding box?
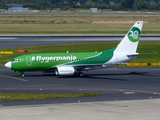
[26,56,32,66]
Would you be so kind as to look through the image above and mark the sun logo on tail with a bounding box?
[128,27,141,42]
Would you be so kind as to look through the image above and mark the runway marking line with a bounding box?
[0,74,27,82]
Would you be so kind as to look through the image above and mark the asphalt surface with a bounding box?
[0,35,160,48]
[1,35,160,120]
[1,35,160,106]
[0,67,160,106]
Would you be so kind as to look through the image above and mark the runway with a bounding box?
[0,35,160,48]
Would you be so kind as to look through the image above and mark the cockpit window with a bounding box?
[12,59,21,62]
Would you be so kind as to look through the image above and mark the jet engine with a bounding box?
[55,66,75,76]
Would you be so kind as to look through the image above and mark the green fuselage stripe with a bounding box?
[66,47,116,65]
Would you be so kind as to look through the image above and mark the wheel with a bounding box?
[55,70,59,76]
[21,74,24,77]
[79,72,84,77]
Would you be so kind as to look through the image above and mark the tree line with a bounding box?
[0,0,160,11]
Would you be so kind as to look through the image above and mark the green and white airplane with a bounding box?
[5,21,143,77]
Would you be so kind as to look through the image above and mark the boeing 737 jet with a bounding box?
[5,21,143,77]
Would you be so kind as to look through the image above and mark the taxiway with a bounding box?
[0,35,160,48]
[1,35,160,120]
[0,67,160,106]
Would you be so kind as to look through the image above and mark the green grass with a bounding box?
[0,15,159,34]
[0,93,102,101]
[134,41,160,63]
[0,42,159,64]
[0,16,158,23]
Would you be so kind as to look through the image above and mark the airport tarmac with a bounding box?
[1,67,160,120]
[0,35,160,48]
[1,67,160,104]
[1,35,160,119]
[1,99,160,120]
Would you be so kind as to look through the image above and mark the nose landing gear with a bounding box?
[21,73,25,77]
[15,71,25,77]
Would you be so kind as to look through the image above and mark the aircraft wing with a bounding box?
[69,63,120,71]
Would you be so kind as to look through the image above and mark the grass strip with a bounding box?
[0,93,102,101]
[0,41,159,64]
[0,15,159,34]
[0,31,159,34]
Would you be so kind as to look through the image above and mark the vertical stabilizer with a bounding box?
[114,21,143,54]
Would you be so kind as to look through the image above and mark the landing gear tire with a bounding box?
[21,74,24,77]
[55,70,59,76]
[78,72,84,77]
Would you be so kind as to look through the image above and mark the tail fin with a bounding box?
[115,21,143,54]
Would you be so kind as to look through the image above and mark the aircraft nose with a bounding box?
[5,61,11,68]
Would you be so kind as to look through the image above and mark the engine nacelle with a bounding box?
[55,66,75,76]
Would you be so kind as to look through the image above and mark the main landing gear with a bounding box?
[75,71,84,77]
[78,72,84,77]
[18,71,84,77]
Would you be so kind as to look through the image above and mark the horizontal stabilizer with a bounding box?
[127,52,157,57]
